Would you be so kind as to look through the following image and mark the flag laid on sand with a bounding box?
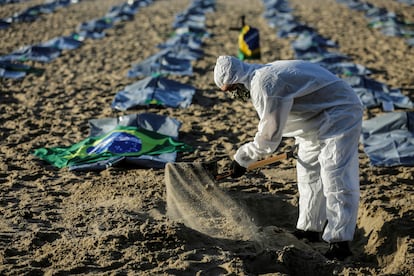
[127,49,193,78]
[111,76,195,110]
[89,113,182,139]
[79,113,184,171]
[361,112,414,166]
[0,60,44,79]
[33,126,192,169]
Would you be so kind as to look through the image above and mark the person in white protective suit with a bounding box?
[214,55,363,261]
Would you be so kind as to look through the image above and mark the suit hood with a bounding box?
[214,56,263,90]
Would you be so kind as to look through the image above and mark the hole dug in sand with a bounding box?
[165,162,414,274]
[165,162,340,275]
[165,162,260,241]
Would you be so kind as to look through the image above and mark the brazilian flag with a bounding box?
[33,126,192,168]
[238,25,261,60]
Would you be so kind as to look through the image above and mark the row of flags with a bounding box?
[0,0,32,4]
[32,0,216,171]
[0,0,155,78]
[397,0,414,4]
[337,0,414,46]
[0,0,82,29]
[262,0,414,167]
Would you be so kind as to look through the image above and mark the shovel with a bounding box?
[209,145,298,180]
[165,145,297,239]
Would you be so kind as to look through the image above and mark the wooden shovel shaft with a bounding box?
[247,152,288,170]
[214,151,290,180]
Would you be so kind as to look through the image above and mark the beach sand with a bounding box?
[1,0,413,274]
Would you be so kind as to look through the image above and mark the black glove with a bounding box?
[230,160,247,178]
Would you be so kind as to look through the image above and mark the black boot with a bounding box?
[324,241,352,261]
[292,229,320,242]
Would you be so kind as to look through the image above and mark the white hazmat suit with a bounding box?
[214,56,363,242]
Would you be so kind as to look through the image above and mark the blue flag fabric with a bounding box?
[362,112,414,166]
[111,76,195,111]
[127,49,193,78]
[0,61,44,79]
[344,76,413,111]
[88,113,182,138]
[0,45,61,63]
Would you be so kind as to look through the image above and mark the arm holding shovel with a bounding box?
[215,145,298,180]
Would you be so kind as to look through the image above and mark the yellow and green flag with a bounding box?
[238,25,261,60]
[33,126,192,168]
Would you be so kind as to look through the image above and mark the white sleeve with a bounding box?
[234,94,293,168]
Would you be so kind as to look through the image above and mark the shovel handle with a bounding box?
[247,152,288,171]
[214,150,295,181]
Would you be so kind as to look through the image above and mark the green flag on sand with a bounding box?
[33,126,193,168]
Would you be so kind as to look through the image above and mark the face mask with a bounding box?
[230,83,250,102]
